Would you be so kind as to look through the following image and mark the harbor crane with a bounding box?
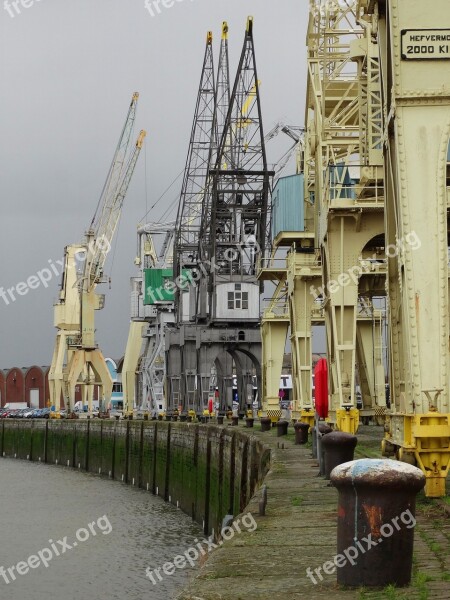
[263,0,449,497]
[49,93,145,414]
[166,17,273,416]
[122,221,177,416]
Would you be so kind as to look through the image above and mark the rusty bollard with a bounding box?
[260,417,271,432]
[316,423,333,473]
[231,416,239,426]
[276,420,289,437]
[294,421,309,445]
[318,423,333,435]
[322,431,357,479]
[330,459,425,588]
[246,417,254,428]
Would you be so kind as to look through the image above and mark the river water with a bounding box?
[0,458,202,599]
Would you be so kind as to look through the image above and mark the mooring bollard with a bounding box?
[330,459,425,588]
[294,421,309,445]
[318,423,333,435]
[322,431,357,479]
[316,423,333,474]
[260,417,271,432]
[231,416,239,426]
[179,414,187,422]
[246,417,254,428]
[276,420,289,437]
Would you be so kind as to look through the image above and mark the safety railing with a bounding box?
[325,163,384,205]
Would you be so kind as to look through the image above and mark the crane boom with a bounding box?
[90,92,139,232]
[85,130,146,292]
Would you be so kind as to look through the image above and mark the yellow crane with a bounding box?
[49,93,146,415]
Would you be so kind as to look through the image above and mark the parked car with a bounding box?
[40,408,51,419]
[15,408,29,418]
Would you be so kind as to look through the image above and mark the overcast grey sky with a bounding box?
[0,0,310,368]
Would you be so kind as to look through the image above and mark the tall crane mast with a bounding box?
[198,22,232,309]
[49,93,145,414]
[215,22,232,164]
[166,18,273,417]
[173,31,216,326]
[204,17,272,321]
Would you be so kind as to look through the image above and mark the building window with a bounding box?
[228,292,234,309]
[228,288,249,310]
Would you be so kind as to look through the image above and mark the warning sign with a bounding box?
[401,30,450,60]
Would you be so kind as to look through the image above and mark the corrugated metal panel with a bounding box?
[144,269,190,305]
[144,269,174,304]
[271,174,304,240]
[130,291,140,318]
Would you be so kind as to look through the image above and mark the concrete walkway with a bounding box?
[178,425,450,600]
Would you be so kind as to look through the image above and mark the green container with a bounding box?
[144,269,191,305]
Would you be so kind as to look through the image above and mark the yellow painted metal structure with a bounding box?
[356,303,387,423]
[122,321,146,415]
[369,0,450,497]
[260,3,396,437]
[260,4,387,429]
[288,0,450,496]
[49,95,145,414]
[302,1,386,434]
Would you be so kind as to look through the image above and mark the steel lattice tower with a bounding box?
[202,16,272,324]
[173,32,216,324]
[166,18,272,416]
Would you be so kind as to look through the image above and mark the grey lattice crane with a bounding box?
[173,32,216,325]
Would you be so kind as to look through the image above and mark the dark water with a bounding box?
[0,458,202,599]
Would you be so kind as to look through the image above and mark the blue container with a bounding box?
[271,174,304,241]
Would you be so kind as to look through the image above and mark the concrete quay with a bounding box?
[178,424,450,600]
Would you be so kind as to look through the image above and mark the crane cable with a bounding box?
[139,167,185,224]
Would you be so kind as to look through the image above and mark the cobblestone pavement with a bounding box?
[178,424,450,600]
